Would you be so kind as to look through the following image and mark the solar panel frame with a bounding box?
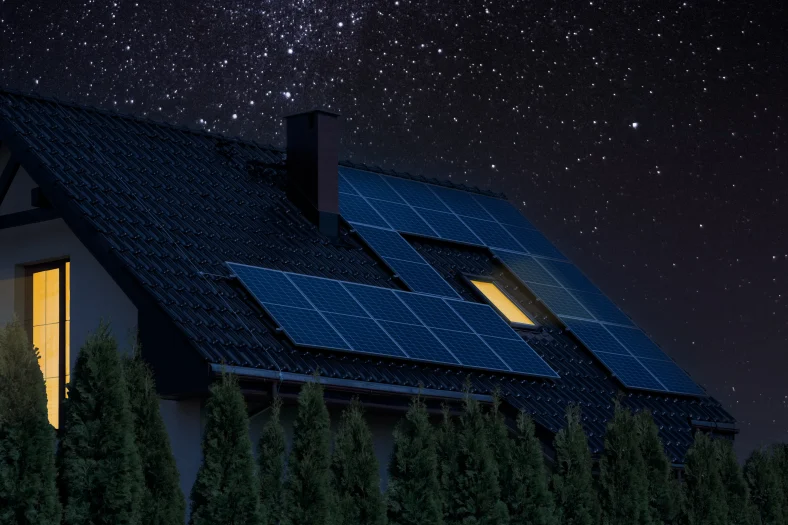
[572,291,635,327]
[430,185,493,220]
[431,328,510,371]
[415,208,483,245]
[504,225,568,260]
[594,352,665,391]
[285,273,367,317]
[379,321,460,365]
[396,291,471,332]
[493,250,562,286]
[338,194,391,228]
[351,224,426,263]
[481,335,560,378]
[605,325,669,361]
[387,259,461,298]
[463,217,523,251]
[445,299,522,340]
[384,176,450,211]
[472,194,537,229]
[369,199,438,237]
[342,282,420,324]
[262,303,351,351]
[537,259,600,293]
[527,283,594,319]
[323,312,408,358]
[227,263,312,309]
[639,358,706,396]
[339,166,405,203]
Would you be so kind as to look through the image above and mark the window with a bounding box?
[25,261,70,428]
[469,279,535,327]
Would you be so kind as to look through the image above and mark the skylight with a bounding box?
[469,279,535,327]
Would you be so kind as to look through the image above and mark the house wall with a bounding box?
[0,165,37,216]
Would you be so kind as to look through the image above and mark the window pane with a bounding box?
[32,272,46,325]
[45,380,59,427]
[31,266,66,429]
[44,324,59,379]
[470,280,535,326]
[45,269,59,324]
[65,262,70,321]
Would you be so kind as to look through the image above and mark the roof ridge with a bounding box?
[0,86,283,154]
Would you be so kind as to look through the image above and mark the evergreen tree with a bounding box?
[436,404,459,522]
[551,405,598,525]
[683,432,727,525]
[0,319,60,525]
[331,399,387,525]
[487,394,516,517]
[123,351,185,525]
[58,323,144,525]
[188,373,261,525]
[744,448,785,525]
[717,439,758,525]
[772,444,788,522]
[386,396,443,525]
[282,379,332,525]
[635,411,680,525]
[507,411,556,525]
[444,393,509,525]
[258,396,286,525]
[598,402,650,525]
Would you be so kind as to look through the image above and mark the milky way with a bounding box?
[1,0,785,456]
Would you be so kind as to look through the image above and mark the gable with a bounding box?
[0,165,38,215]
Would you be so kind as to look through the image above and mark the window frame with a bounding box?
[24,258,69,430]
[461,274,540,330]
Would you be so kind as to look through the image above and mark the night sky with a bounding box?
[1,0,785,457]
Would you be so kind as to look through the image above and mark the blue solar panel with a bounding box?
[572,291,634,326]
[605,325,668,361]
[473,195,536,229]
[595,352,665,391]
[463,217,522,251]
[432,329,509,371]
[263,304,349,350]
[482,336,559,378]
[493,251,561,286]
[397,292,470,331]
[389,260,460,298]
[343,283,420,324]
[537,259,599,293]
[505,225,567,260]
[416,208,481,245]
[227,263,312,309]
[431,186,492,220]
[527,283,593,319]
[323,313,407,358]
[339,167,404,203]
[339,194,390,228]
[380,321,460,365]
[564,319,629,355]
[286,274,366,317]
[338,173,360,195]
[384,176,449,211]
[352,225,425,263]
[446,300,520,340]
[640,358,705,396]
[371,199,437,237]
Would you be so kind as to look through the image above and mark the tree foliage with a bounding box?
[331,399,387,525]
[744,447,785,525]
[507,411,556,525]
[635,411,680,525]
[598,403,650,525]
[551,405,598,525]
[123,351,185,525]
[0,318,60,525]
[436,405,459,522]
[386,396,443,525]
[683,432,727,525]
[258,396,286,525]
[188,373,261,525]
[58,323,144,525]
[717,439,758,525]
[282,379,332,525]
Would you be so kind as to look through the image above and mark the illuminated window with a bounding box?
[469,279,535,327]
[26,261,70,428]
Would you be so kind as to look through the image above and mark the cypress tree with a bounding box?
[635,411,680,525]
[188,373,261,525]
[683,432,727,525]
[717,439,758,525]
[744,448,785,525]
[445,393,509,525]
[551,405,598,525]
[772,444,788,521]
[386,396,443,525]
[258,396,286,525]
[331,399,387,525]
[508,411,556,525]
[487,394,513,507]
[123,351,185,525]
[598,402,650,525]
[0,319,60,525]
[58,323,144,525]
[436,404,459,522]
[282,378,332,525]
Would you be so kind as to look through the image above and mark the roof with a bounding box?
[0,88,735,461]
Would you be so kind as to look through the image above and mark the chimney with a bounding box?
[285,109,340,240]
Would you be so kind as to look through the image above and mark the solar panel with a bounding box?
[572,291,634,327]
[639,358,705,396]
[527,283,593,319]
[605,325,667,361]
[537,259,599,293]
[370,199,437,237]
[431,185,492,220]
[340,166,404,203]
[494,250,561,286]
[339,194,390,228]
[463,217,522,251]
[565,319,629,355]
[416,208,482,245]
[389,259,460,298]
[385,176,449,211]
[352,225,425,263]
[339,173,360,195]
[230,263,560,379]
[504,225,567,260]
[595,352,665,391]
[472,194,536,229]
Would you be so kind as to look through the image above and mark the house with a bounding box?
[0,89,736,503]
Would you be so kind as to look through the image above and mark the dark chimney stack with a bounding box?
[285,109,340,240]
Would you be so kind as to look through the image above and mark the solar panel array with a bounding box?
[338,166,705,397]
[228,262,559,379]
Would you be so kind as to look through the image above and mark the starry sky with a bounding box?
[1,0,785,457]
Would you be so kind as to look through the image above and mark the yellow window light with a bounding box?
[469,280,535,326]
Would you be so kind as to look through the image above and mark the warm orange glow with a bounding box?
[31,264,69,428]
[470,279,535,326]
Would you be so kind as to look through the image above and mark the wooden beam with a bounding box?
[0,208,59,230]
[0,154,20,206]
